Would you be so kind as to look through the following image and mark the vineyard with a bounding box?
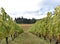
[0,6,60,44]
[0,8,23,44]
[29,6,60,44]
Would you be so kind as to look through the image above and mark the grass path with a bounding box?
[0,24,56,44]
[9,32,50,44]
[9,24,51,44]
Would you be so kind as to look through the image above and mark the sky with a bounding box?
[0,0,60,19]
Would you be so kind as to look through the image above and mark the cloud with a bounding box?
[38,0,60,15]
[0,0,43,12]
[0,0,60,19]
[0,0,43,19]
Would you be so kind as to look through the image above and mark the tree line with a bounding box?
[15,17,37,24]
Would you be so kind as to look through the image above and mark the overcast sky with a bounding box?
[0,0,60,19]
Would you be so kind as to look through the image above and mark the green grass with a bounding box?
[9,32,50,44]
[0,24,55,44]
[8,24,51,44]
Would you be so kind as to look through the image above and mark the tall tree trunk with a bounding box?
[6,37,8,44]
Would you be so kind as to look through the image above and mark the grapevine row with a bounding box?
[29,6,60,44]
[0,8,23,44]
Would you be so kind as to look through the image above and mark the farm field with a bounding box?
[19,24,33,31]
[1,6,60,44]
[0,1,60,44]
[0,23,58,44]
[7,24,53,44]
